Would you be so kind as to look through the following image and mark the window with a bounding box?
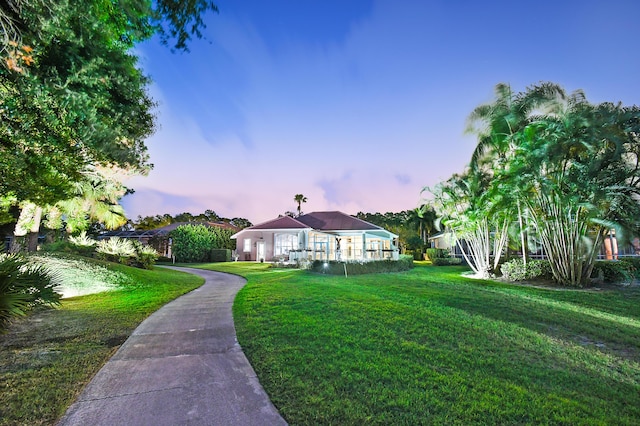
[243,238,251,252]
[274,234,298,256]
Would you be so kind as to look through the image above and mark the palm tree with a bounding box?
[294,194,307,217]
[45,168,128,234]
[466,82,566,266]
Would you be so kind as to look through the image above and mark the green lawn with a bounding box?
[0,262,203,426]
[196,262,640,425]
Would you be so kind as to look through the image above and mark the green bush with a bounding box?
[96,237,136,265]
[619,257,640,278]
[500,258,551,281]
[211,249,231,262]
[432,257,462,266]
[425,248,449,261]
[406,250,423,261]
[310,255,414,275]
[0,254,61,331]
[592,260,635,284]
[40,240,95,257]
[171,225,235,263]
[133,242,159,269]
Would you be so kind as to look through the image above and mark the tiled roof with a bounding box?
[247,216,310,230]
[297,211,381,231]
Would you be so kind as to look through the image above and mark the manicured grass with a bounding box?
[198,262,640,425]
[0,262,203,426]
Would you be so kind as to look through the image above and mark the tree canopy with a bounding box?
[0,0,217,248]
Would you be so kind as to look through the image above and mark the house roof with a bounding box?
[297,211,381,231]
[232,211,398,239]
[242,215,310,230]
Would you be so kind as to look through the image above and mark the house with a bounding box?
[231,211,399,262]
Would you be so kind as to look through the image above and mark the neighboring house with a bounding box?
[101,221,238,257]
[231,211,399,262]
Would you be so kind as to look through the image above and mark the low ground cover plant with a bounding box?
[197,262,640,424]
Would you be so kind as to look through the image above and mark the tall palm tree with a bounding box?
[466,82,566,265]
[294,194,307,217]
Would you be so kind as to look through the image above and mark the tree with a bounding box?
[294,194,307,217]
[454,81,640,286]
[428,171,508,277]
[499,96,640,286]
[11,167,129,252]
[1,0,218,248]
[466,82,566,266]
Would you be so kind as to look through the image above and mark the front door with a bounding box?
[256,241,266,262]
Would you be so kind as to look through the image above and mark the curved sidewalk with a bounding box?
[58,267,287,426]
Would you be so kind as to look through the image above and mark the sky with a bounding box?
[120,0,640,225]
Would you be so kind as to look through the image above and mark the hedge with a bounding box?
[309,255,414,275]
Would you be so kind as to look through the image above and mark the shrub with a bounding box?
[620,257,640,279]
[68,231,97,247]
[501,258,551,281]
[425,248,449,261]
[432,257,462,266]
[133,243,159,269]
[170,225,235,263]
[96,237,136,265]
[591,260,635,284]
[0,254,61,331]
[309,255,414,275]
[41,240,95,257]
[211,249,231,263]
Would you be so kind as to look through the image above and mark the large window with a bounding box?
[243,238,251,252]
[274,233,298,256]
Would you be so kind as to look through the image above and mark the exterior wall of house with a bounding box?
[235,229,398,262]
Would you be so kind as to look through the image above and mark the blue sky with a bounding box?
[121,0,640,224]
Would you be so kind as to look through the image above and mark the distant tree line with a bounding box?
[132,209,252,231]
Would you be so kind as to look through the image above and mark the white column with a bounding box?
[362,232,367,261]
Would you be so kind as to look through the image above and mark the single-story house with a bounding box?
[231,211,399,262]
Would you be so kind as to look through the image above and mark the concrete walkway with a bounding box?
[58,267,287,426]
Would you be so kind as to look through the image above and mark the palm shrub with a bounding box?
[96,237,136,265]
[0,254,60,331]
[132,242,159,269]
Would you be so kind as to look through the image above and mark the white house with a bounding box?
[231,211,399,262]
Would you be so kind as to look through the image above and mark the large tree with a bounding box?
[1,0,217,248]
